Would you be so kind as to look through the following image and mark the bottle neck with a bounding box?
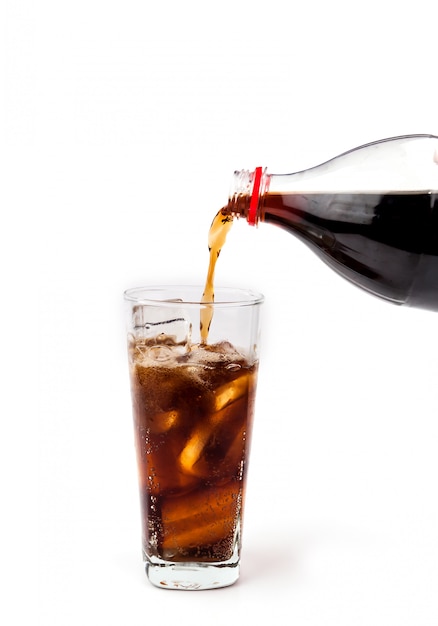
[227,168,270,225]
[226,135,438,224]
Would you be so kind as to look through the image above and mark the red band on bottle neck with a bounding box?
[248,167,262,226]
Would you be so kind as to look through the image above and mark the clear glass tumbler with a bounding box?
[124,285,263,590]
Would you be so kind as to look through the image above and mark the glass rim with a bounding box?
[123,285,264,307]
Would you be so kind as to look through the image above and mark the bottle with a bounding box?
[224,134,438,311]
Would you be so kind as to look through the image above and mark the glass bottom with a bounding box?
[145,555,240,590]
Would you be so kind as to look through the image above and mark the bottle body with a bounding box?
[226,135,438,311]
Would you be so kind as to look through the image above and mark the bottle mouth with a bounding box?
[230,170,253,199]
[229,168,268,224]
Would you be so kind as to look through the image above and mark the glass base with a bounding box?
[145,556,240,590]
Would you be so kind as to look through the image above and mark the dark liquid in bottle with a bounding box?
[259,191,438,309]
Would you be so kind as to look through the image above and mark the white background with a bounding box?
[1,0,438,624]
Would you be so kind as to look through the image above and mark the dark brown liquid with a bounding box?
[129,337,257,562]
[129,214,257,565]
[259,192,438,309]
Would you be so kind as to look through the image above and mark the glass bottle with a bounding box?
[224,134,438,311]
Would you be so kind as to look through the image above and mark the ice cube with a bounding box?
[148,409,180,434]
[203,341,244,358]
[213,373,249,413]
[178,393,248,479]
[161,483,242,557]
[132,305,192,347]
[205,341,231,353]
[179,425,210,475]
[147,344,174,362]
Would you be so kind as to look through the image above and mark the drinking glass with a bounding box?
[124,285,263,590]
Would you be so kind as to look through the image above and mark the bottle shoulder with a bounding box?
[267,135,438,193]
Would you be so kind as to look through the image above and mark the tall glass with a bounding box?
[124,286,264,590]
